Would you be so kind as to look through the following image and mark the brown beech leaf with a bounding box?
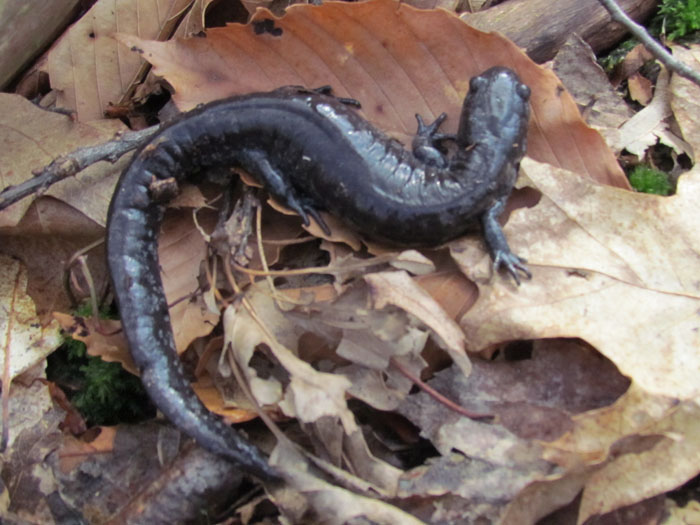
[48,0,195,121]
[117,0,625,186]
[0,94,125,229]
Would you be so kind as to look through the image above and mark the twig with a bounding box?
[389,357,494,421]
[0,125,159,212]
[598,0,700,87]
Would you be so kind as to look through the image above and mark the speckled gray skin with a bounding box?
[106,66,530,481]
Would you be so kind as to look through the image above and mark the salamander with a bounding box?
[106,66,531,481]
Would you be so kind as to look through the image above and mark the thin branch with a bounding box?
[389,357,494,421]
[0,125,159,212]
[598,0,700,87]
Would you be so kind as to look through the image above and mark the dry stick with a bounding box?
[598,0,700,87]
[0,125,159,212]
[389,357,494,421]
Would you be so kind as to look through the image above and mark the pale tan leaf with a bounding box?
[540,386,700,523]
[222,289,357,433]
[173,0,217,37]
[1,198,106,323]
[0,255,62,380]
[48,0,195,121]
[459,158,700,400]
[0,93,125,228]
[365,270,470,376]
[389,249,436,275]
[670,44,700,161]
[270,441,425,525]
[612,66,673,157]
[628,72,653,105]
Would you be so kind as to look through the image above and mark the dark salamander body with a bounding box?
[107,67,530,480]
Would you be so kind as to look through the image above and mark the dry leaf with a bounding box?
[159,209,219,353]
[628,72,653,105]
[552,34,634,130]
[1,378,65,522]
[365,270,471,376]
[117,0,625,186]
[0,94,125,228]
[612,66,673,157]
[1,198,106,323]
[269,441,422,525]
[448,158,700,520]
[52,313,135,374]
[461,158,700,398]
[48,0,195,121]
[0,255,62,380]
[670,44,700,160]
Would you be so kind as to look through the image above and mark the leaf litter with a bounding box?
[1,0,699,523]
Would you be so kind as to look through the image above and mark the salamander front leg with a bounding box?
[412,113,455,168]
[480,199,531,285]
[240,150,331,235]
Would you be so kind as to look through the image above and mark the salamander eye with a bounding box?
[517,83,531,100]
[470,75,488,92]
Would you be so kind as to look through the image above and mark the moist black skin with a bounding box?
[106,66,531,481]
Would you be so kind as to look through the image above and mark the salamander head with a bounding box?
[458,66,530,146]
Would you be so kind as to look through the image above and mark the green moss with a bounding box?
[599,38,638,72]
[654,0,700,41]
[47,305,152,426]
[628,165,673,195]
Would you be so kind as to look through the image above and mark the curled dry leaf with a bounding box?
[365,270,471,376]
[270,442,423,525]
[222,288,357,433]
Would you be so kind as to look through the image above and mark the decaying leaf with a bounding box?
[1,378,65,522]
[0,255,62,380]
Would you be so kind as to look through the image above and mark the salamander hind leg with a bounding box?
[240,150,331,235]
